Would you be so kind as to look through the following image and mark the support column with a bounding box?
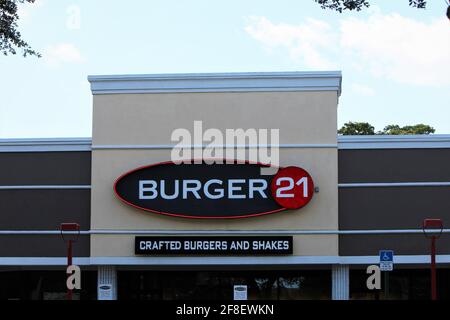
[332,264,349,300]
[97,266,117,300]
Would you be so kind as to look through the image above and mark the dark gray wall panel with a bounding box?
[338,149,450,183]
[340,234,450,256]
[339,187,450,230]
[0,235,89,257]
[0,152,91,185]
[0,190,90,230]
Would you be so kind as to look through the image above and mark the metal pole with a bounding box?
[67,239,73,301]
[431,236,437,300]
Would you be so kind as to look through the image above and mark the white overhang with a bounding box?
[2,135,450,152]
[87,71,342,96]
[338,134,450,149]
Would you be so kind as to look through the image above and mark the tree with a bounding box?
[314,0,427,12]
[380,124,435,135]
[338,122,436,135]
[338,122,375,135]
[0,0,40,57]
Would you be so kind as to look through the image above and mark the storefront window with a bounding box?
[0,270,96,300]
[350,268,450,300]
[279,273,330,300]
[118,270,331,300]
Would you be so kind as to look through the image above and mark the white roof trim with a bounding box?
[0,257,91,266]
[338,134,450,149]
[1,255,448,266]
[1,134,450,152]
[88,71,342,96]
[89,255,450,266]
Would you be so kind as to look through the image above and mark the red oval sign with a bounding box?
[114,161,314,219]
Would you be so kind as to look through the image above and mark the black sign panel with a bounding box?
[114,161,285,219]
[135,236,293,255]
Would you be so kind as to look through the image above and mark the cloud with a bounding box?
[43,43,85,66]
[244,16,337,70]
[340,14,450,86]
[351,83,375,96]
[245,12,450,86]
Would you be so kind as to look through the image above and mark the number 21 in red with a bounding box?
[271,167,314,209]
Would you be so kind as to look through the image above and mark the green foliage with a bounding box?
[314,0,427,12]
[379,124,435,135]
[338,122,435,135]
[0,0,40,57]
[338,122,375,135]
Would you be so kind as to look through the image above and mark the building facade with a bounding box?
[0,72,449,300]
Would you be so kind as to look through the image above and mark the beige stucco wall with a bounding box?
[92,92,337,145]
[90,91,339,257]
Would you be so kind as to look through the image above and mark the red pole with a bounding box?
[422,219,442,301]
[67,239,73,301]
[431,236,437,300]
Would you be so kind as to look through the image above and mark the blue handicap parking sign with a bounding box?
[379,250,394,262]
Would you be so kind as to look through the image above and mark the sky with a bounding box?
[0,0,449,138]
